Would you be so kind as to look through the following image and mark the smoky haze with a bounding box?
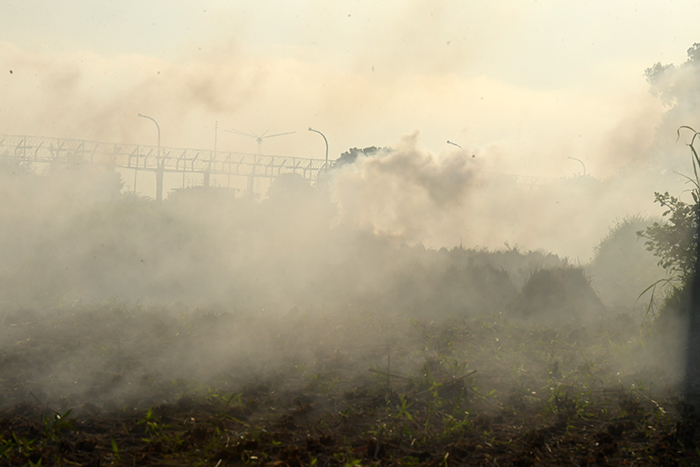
[2,2,700,424]
[0,131,680,411]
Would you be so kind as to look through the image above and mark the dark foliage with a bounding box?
[638,192,698,285]
[508,267,605,324]
[635,127,700,324]
[587,215,662,309]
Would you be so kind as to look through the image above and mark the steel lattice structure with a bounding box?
[0,134,558,197]
[0,134,329,180]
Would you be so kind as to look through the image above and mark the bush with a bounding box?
[638,192,697,285]
[637,126,700,318]
[587,215,664,309]
[508,267,605,324]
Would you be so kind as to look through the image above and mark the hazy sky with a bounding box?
[2,0,698,180]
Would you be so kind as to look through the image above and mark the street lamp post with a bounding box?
[138,113,163,201]
[308,127,329,165]
[567,157,586,177]
[446,140,462,149]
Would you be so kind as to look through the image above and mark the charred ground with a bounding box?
[0,298,694,466]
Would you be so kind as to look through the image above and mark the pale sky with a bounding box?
[2,0,700,256]
[2,1,698,173]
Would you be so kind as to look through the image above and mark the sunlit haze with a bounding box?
[4,4,700,463]
[1,0,699,257]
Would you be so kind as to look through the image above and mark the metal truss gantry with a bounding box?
[0,134,557,198]
[0,134,330,198]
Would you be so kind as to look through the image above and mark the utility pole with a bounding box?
[204,121,217,188]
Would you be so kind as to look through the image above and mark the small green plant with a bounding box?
[138,407,177,446]
[43,410,75,441]
[213,391,243,418]
[0,436,13,460]
[440,412,471,439]
[342,459,363,467]
[399,455,421,467]
[11,431,37,458]
[111,437,120,462]
[395,395,414,421]
[306,371,340,394]
[542,386,589,422]
[424,382,445,433]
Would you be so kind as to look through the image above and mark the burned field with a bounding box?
[0,168,694,465]
[0,289,695,466]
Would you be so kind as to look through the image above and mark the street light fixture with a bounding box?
[308,127,329,164]
[138,113,161,158]
[446,140,462,149]
[567,157,586,177]
[138,113,163,201]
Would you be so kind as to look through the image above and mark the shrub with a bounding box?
[637,126,700,318]
[508,267,605,324]
[587,215,664,309]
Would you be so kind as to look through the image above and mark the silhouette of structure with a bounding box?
[0,133,557,198]
[0,134,330,199]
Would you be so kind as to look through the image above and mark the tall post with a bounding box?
[308,127,329,165]
[156,165,164,200]
[204,121,217,188]
[138,113,162,201]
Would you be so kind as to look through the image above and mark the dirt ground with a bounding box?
[0,304,697,466]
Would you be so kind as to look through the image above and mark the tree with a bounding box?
[645,43,700,104]
[645,44,700,150]
[639,191,697,284]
